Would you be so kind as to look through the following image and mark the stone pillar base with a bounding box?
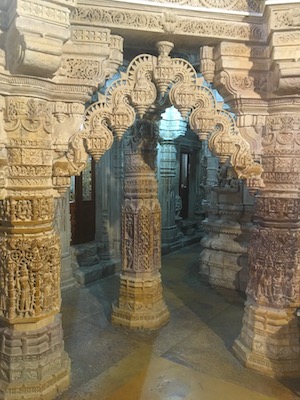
[233,302,300,378]
[0,315,70,400]
[111,274,170,329]
[199,248,248,291]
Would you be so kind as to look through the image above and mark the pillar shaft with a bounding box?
[158,140,179,247]
[233,112,300,377]
[0,96,72,399]
[112,120,169,329]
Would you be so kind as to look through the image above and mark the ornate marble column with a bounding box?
[233,109,300,377]
[0,96,78,400]
[157,107,186,252]
[218,3,300,377]
[0,1,124,397]
[112,120,170,329]
[200,163,253,291]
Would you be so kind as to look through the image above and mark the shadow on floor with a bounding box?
[58,243,299,400]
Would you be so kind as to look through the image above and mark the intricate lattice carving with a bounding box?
[84,41,263,190]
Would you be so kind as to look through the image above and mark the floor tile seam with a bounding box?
[204,302,232,323]
[159,325,205,357]
[154,353,281,400]
[171,302,232,325]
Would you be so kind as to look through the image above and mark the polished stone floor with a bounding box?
[58,244,300,400]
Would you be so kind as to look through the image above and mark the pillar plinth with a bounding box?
[233,301,300,378]
[0,316,70,400]
[111,120,170,329]
[112,273,169,329]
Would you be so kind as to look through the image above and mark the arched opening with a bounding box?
[81,41,263,329]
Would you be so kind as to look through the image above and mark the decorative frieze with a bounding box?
[135,0,262,13]
[17,0,70,25]
[71,6,265,42]
[0,196,54,224]
[272,8,300,29]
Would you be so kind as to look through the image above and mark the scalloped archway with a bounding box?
[83,41,264,329]
[84,41,263,190]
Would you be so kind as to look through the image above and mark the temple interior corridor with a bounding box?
[58,244,300,400]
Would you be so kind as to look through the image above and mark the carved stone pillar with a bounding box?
[112,120,170,329]
[110,139,124,257]
[0,96,79,399]
[157,107,186,252]
[0,1,124,396]
[95,150,115,260]
[200,167,253,291]
[233,111,300,377]
[229,3,300,377]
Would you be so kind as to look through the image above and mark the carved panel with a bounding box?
[255,197,300,222]
[0,235,60,322]
[273,8,300,29]
[247,227,300,308]
[0,197,54,224]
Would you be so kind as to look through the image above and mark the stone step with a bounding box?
[74,259,121,285]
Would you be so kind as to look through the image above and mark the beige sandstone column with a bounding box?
[0,96,73,399]
[228,3,300,377]
[206,2,300,376]
[0,0,124,397]
[112,119,170,329]
[233,108,300,377]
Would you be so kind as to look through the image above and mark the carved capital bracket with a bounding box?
[1,0,74,77]
[265,4,300,96]
[54,25,123,87]
[84,41,264,191]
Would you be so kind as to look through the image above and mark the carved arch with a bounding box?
[83,41,264,191]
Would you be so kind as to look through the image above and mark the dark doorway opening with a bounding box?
[70,156,95,245]
[179,152,190,219]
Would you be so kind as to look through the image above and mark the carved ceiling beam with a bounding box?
[2,0,73,77]
[71,3,265,45]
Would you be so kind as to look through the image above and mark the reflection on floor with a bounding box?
[58,243,300,400]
